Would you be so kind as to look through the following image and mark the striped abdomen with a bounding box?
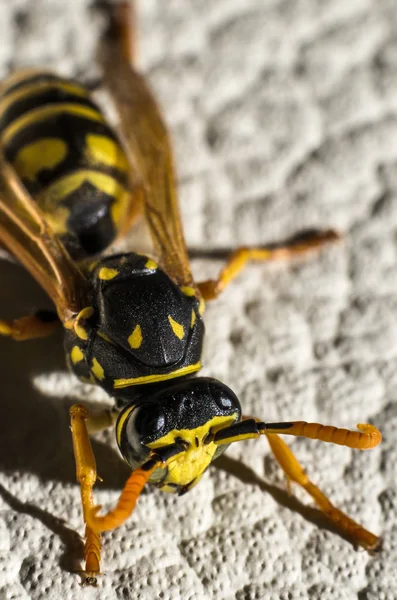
[0,70,131,257]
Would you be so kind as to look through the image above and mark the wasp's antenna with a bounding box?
[86,441,186,534]
[213,419,381,450]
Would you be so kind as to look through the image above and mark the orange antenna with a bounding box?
[213,419,381,450]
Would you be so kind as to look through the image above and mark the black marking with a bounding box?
[143,442,186,470]
[0,73,68,97]
[264,422,294,430]
[60,180,116,256]
[178,479,198,496]
[174,436,189,450]
[195,436,199,448]
[0,86,98,131]
[213,418,259,443]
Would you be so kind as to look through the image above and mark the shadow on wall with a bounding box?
[0,258,130,489]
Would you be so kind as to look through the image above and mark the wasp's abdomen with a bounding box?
[0,70,131,257]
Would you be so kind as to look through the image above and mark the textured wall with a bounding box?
[0,1,396,599]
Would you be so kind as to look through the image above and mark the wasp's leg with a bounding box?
[265,432,380,552]
[0,310,60,341]
[197,229,341,300]
[70,405,102,585]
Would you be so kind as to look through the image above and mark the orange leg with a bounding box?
[198,229,341,300]
[69,403,156,584]
[0,311,60,340]
[265,432,380,551]
[70,405,102,585]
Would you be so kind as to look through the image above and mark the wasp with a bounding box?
[0,1,381,585]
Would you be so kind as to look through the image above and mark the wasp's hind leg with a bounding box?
[198,229,341,300]
[0,310,60,340]
[265,432,380,552]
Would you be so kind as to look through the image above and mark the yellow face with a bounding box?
[147,414,238,493]
[116,377,243,494]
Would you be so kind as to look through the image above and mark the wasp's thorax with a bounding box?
[116,377,242,494]
[64,252,204,393]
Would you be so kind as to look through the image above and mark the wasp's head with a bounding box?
[116,377,241,494]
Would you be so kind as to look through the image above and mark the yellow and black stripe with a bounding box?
[0,70,131,257]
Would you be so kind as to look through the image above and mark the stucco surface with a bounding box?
[0,1,396,599]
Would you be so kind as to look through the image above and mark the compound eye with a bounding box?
[210,383,236,412]
[133,403,166,438]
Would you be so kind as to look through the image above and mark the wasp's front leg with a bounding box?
[70,405,102,585]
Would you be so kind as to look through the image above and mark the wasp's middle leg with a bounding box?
[198,229,341,301]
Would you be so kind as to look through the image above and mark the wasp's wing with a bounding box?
[101,56,195,289]
[0,153,86,322]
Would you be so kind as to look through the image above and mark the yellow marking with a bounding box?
[190,309,196,328]
[113,362,202,389]
[1,103,105,145]
[110,190,129,227]
[97,330,113,344]
[168,316,184,340]
[74,323,88,340]
[159,484,178,494]
[0,321,11,336]
[116,404,135,446]
[0,79,89,117]
[71,345,84,364]
[199,296,205,315]
[76,306,94,320]
[216,432,256,445]
[128,324,143,349]
[13,138,67,181]
[98,267,119,281]
[73,306,94,341]
[42,206,70,235]
[148,414,238,488]
[145,258,158,270]
[38,169,130,231]
[181,286,196,296]
[91,357,105,381]
[85,134,129,171]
